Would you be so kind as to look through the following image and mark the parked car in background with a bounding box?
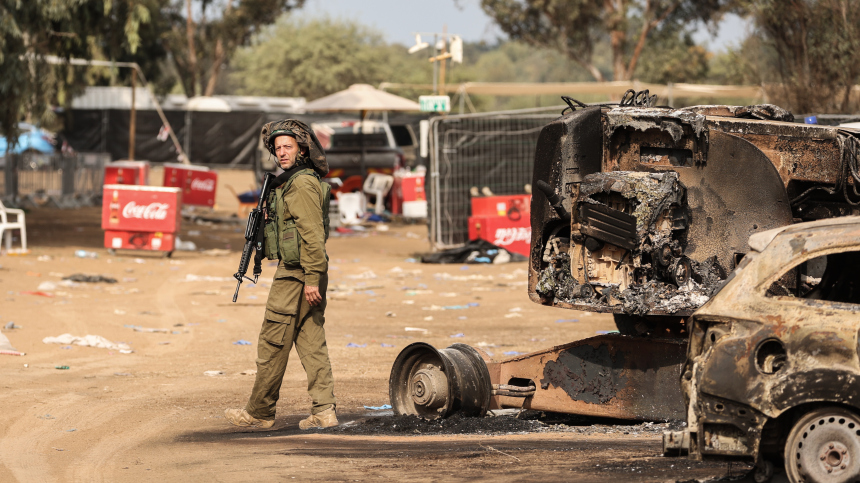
[663,216,860,483]
[312,120,411,180]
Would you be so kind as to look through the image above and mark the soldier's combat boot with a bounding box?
[224,408,275,429]
[299,406,338,430]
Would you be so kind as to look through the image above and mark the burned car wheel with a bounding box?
[784,407,860,483]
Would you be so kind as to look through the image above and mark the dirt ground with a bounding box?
[0,170,761,482]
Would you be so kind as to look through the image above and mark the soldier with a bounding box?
[225,120,337,430]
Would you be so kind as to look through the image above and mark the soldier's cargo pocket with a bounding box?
[260,315,291,345]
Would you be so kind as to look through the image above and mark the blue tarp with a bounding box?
[0,123,55,156]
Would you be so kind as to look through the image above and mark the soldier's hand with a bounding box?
[304,285,322,306]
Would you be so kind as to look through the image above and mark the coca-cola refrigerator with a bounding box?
[162,163,217,207]
[102,185,182,255]
[104,160,150,185]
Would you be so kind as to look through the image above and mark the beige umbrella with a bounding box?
[302,84,421,180]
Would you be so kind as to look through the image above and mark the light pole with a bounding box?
[407,29,463,95]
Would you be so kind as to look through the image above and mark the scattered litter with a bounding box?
[405,327,429,334]
[476,341,497,348]
[175,238,197,251]
[421,239,527,264]
[37,255,53,262]
[458,316,467,320]
[114,309,126,315]
[21,291,54,297]
[203,370,224,376]
[375,224,389,232]
[63,274,117,284]
[37,281,57,291]
[26,271,41,277]
[364,404,393,410]
[125,325,169,333]
[4,322,20,329]
[385,311,396,318]
[240,369,257,376]
[347,271,377,280]
[0,330,25,355]
[346,343,367,348]
[438,292,457,297]
[55,366,70,370]
[183,274,234,282]
[380,343,394,348]
[67,428,76,432]
[450,333,465,338]
[404,258,418,263]
[74,250,98,259]
[233,340,252,346]
[405,290,433,296]
[187,230,201,236]
[555,319,579,323]
[61,345,72,350]
[38,414,56,419]
[133,258,146,264]
[159,341,171,345]
[114,372,132,376]
[509,307,522,312]
[503,351,525,356]
[596,330,620,335]
[504,313,523,318]
[401,300,415,305]
[122,277,137,283]
[422,316,433,321]
[43,334,132,352]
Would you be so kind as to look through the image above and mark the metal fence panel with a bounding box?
[1,152,108,206]
[429,107,563,249]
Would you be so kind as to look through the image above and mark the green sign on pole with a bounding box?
[419,95,451,113]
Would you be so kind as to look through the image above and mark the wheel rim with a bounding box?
[388,342,491,419]
[785,407,860,482]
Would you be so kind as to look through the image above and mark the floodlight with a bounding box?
[450,35,463,63]
[408,34,429,54]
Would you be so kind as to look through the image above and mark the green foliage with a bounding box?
[740,0,860,113]
[480,0,733,82]
[635,30,710,84]
[0,0,161,145]
[161,0,305,97]
[228,16,430,100]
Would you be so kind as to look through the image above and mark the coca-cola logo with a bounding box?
[122,201,169,220]
[190,178,215,192]
[493,227,531,246]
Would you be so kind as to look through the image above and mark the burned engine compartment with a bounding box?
[528,101,860,318]
[535,171,719,315]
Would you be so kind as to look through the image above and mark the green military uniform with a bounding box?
[244,168,336,421]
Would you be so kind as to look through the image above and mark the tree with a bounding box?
[740,0,860,113]
[480,0,733,82]
[160,0,305,97]
[0,0,158,146]
[228,16,430,100]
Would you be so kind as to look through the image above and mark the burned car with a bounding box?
[664,216,860,482]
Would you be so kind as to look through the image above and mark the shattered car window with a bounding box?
[765,250,860,305]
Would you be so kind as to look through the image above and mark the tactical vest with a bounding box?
[263,168,331,266]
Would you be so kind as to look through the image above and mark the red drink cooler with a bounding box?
[163,163,217,207]
[104,161,150,186]
[102,185,182,252]
[468,195,532,257]
[392,170,427,217]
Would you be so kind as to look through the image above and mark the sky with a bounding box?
[304,0,750,52]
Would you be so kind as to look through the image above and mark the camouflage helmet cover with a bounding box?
[261,119,329,177]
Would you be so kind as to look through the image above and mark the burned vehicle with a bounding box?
[390,95,860,424]
[663,217,860,483]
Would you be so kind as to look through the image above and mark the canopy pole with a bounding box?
[360,109,368,183]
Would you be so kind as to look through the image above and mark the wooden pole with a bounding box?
[129,70,136,160]
[439,25,447,95]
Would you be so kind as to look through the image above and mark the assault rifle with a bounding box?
[231,170,291,302]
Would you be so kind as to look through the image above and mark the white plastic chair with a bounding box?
[0,200,27,253]
[362,173,394,215]
[336,192,366,225]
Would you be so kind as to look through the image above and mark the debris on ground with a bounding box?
[0,330,25,356]
[420,239,527,264]
[43,334,132,353]
[203,370,224,376]
[62,274,118,283]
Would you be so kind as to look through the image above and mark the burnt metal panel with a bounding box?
[580,203,638,250]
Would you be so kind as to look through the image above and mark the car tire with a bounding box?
[784,406,860,483]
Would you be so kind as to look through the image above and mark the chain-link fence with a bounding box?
[428,106,563,249]
[2,152,109,207]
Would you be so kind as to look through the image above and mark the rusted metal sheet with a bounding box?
[484,334,687,421]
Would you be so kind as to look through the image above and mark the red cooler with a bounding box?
[163,163,218,207]
[104,160,150,185]
[468,194,532,257]
[392,170,427,217]
[102,185,182,253]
